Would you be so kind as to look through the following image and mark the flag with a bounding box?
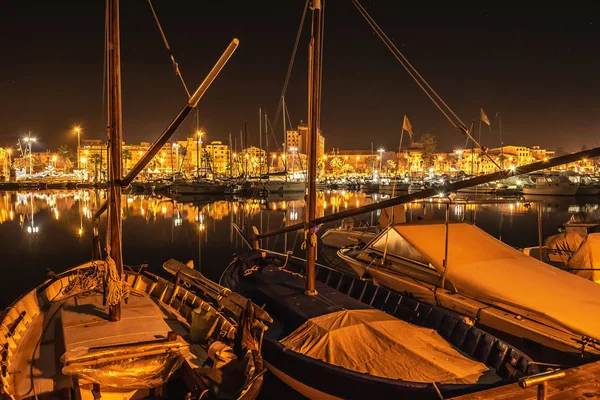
[480,108,490,126]
[402,115,413,138]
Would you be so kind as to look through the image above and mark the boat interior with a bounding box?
[1,262,266,400]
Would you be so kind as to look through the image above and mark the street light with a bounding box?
[289,147,297,177]
[378,148,385,175]
[74,126,82,169]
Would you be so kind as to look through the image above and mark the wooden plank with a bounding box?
[452,360,600,399]
[61,293,171,359]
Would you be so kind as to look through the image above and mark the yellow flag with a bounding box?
[403,115,413,137]
[480,108,490,126]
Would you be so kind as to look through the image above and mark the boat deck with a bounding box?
[451,359,600,399]
[7,290,192,398]
[242,266,370,336]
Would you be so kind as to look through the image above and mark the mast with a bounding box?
[107,0,123,321]
[244,122,249,177]
[282,96,287,181]
[259,107,262,176]
[228,132,233,178]
[265,111,269,175]
[305,0,322,295]
[239,129,244,177]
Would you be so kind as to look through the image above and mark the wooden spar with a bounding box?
[253,145,600,241]
[107,0,123,321]
[92,38,239,220]
[305,0,322,295]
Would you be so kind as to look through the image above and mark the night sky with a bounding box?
[1,1,598,153]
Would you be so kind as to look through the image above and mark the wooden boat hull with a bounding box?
[222,251,538,399]
[0,262,265,400]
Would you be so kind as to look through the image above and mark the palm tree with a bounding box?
[122,149,132,173]
[57,145,72,173]
[89,153,103,182]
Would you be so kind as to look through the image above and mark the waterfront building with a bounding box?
[286,123,325,160]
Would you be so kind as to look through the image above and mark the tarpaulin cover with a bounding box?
[568,233,600,283]
[545,232,584,264]
[61,344,184,389]
[390,222,600,340]
[280,309,497,384]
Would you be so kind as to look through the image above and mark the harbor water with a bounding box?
[1,189,598,398]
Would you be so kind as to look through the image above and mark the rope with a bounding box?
[352,0,500,171]
[272,0,310,132]
[147,0,191,98]
[105,255,130,306]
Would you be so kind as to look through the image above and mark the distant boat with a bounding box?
[169,179,227,196]
[522,173,579,196]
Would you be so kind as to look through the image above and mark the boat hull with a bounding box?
[222,251,538,399]
[522,185,579,196]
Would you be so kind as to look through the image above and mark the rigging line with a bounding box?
[266,115,282,152]
[318,0,325,128]
[272,0,310,131]
[353,0,464,128]
[352,1,457,129]
[353,0,501,170]
[147,0,191,98]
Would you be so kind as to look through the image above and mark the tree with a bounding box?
[122,149,132,172]
[386,159,397,175]
[341,164,355,175]
[329,157,344,176]
[317,159,325,177]
[419,133,437,170]
[89,153,102,182]
[57,145,72,173]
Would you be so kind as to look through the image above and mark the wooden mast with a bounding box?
[305,0,322,295]
[107,0,123,321]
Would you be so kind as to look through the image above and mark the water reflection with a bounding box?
[1,190,600,308]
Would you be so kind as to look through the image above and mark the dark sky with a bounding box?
[1,1,598,153]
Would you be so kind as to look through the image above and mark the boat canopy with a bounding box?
[385,222,600,339]
[280,309,496,384]
[568,233,600,283]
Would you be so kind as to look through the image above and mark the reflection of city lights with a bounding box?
[161,205,167,215]
[78,228,83,236]
[54,209,59,220]
[9,210,14,220]
[174,217,182,226]
[127,198,134,203]
[27,226,39,234]
[199,223,205,231]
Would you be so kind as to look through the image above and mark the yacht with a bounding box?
[522,173,579,196]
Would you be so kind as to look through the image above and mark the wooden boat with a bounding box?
[220,250,538,399]
[0,0,269,398]
[0,260,268,399]
[337,220,600,364]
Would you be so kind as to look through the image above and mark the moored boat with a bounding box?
[522,173,579,196]
[221,250,538,399]
[336,220,600,363]
[0,260,268,399]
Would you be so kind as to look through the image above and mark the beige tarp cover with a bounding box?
[280,309,496,384]
[393,223,600,340]
[568,233,600,283]
[545,232,584,264]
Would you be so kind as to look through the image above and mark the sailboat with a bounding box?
[220,2,538,398]
[0,2,267,399]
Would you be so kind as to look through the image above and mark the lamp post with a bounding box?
[74,126,81,169]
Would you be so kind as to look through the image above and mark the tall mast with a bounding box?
[264,111,269,175]
[282,96,287,180]
[244,122,249,177]
[228,132,233,178]
[305,0,322,295]
[107,0,123,321]
[259,107,262,176]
